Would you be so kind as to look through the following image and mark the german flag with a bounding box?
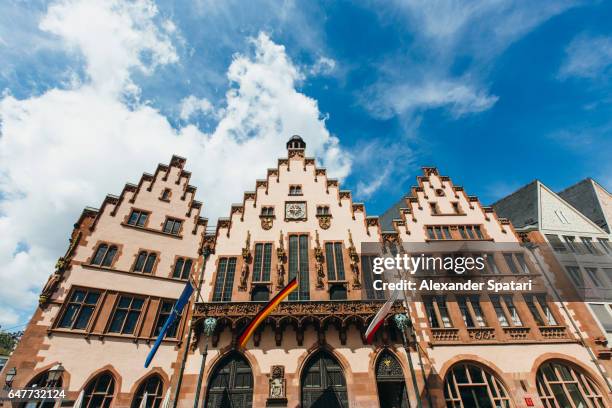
[238,278,298,348]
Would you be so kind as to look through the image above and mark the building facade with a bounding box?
[1,136,612,408]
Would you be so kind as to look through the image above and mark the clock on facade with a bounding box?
[285,202,307,220]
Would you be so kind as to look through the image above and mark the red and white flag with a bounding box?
[365,289,400,344]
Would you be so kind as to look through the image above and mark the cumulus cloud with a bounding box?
[558,34,612,80]
[0,1,350,326]
[179,95,215,120]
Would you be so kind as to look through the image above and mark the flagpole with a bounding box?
[394,313,422,408]
[172,248,211,408]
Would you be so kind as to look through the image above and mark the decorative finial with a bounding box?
[203,317,217,337]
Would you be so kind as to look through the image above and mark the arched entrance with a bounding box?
[206,351,253,408]
[376,350,410,408]
[536,360,606,408]
[131,374,164,408]
[301,350,348,408]
[443,362,511,407]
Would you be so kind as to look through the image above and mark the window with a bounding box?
[91,244,117,267]
[457,295,487,328]
[160,188,171,201]
[288,235,310,300]
[325,242,346,281]
[604,269,612,286]
[490,295,522,327]
[458,225,484,240]
[362,255,385,300]
[563,236,577,253]
[206,352,253,408]
[586,268,603,287]
[581,237,597,254]
[261,206,274,216]
[429,202,439,215]
[566,266,584,287]
[536,361,606,408]
[108,295,144,334]
[131,375,164,408]
[484,254,500,274]
[546,234,566,252]
[590,303,612,337]
[525,294,557,326]
[25,371,64,408]
[251,286,270,301]
[316,205,330,216]
[212,258,237,301]
[58,289,100,330]
[163,218,182,235]
[172,258,193,280]
[444,363,511,408]
[554,209,570,224]
[133,251,157,273]
[289,185,303,196]
[83,372,115,408]
[503,253,530,274]
[329,284,347,300]
[451,202,461,214]
[426,226,452,240]
[127,210,149,227]
[424,296,452,328]
[253,243,272,282]
[153,300,180,338]
[598,238,611,254]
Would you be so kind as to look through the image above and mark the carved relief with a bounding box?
[39,232,82,307]
[268,365,286,401]
[314,230,325,289]
[261,217,273,230]
[238,231,252,291]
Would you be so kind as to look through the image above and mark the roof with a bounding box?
[558,178,611,233]
[491,181,539,229]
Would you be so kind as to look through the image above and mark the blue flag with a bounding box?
[145,280,194,368]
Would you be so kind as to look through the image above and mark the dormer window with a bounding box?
[289,185,303,196]
[317,206,330,216]
[160,188,171,201]
[429,202,439,215]
[261,206,274,217]
[435,188,445,197]
[452,202,461,214]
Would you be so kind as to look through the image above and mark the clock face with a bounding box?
[285,202,306,220]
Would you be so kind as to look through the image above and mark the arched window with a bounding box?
[537,361,606,408]
[131,374,164,408]
[92,244,117,267]
[206,352,253,408]
[22,370,63,408]
[444,362,510,408]
[83,371,115,408]
[301,350,348,408]
[134,251,157,273]
[375,350,409,408]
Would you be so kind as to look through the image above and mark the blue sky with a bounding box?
[0,0,611,327]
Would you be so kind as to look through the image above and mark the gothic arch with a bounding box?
[374,348,410,408]
[204,350,254,408]
[300,348,349,408]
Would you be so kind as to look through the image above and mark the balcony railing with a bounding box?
[538,325,568,340]
[467,327,496,341]
[503,327,530,340]
[430,328,460,342]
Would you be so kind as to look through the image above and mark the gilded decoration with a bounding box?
[260,216,274,230]
[314,230,325,289]
[317,214,331,230]
[238,231,252,291]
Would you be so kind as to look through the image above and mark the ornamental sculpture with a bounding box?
[238,231,252,291]
[348,230,361,288]
[276,230,286,289]
[39,232,81,307]
[268,365,286,401]
[314,230,325,289]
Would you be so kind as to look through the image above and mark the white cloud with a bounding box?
[310,56,336,76]
[179,95,215,120]
[366,79,498,119]
[0,1,350,326]
[39,0,178,95]
[558,34,612,80]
